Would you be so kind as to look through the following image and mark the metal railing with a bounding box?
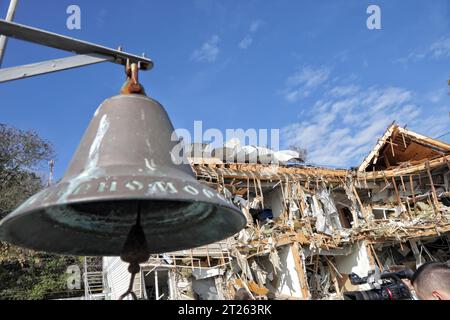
[83,257,110,300]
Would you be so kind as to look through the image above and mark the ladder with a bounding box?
[83,257,109,300]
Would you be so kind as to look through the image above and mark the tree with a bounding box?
[0,123,55,264]
[0,123,54,218]
[0,254,84,300]
[0,123,83,300]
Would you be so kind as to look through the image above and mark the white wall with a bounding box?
[276,245,303,298]
[264,187,284,219]
[103,257,131,300]
[334,241,375,291]
[334,241,373,277]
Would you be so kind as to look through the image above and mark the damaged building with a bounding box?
[90,124,450,300]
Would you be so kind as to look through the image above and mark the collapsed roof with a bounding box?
[103,124,450,300]
[359,123,450,172]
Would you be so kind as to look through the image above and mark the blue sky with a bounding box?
[1,0,449,178]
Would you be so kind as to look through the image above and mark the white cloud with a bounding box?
[426,88,447,103]
[397,36,450,64]
[239,36,253,49]
[249,20,263,33]
[328,85,359,97]
[191,35,220,62]
[415,105,450,138]
[280,78,445,168]
[429,37,450,59]
[282,66,330,102]
[238,20,264,50]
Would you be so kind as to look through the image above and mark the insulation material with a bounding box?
[251,261,268,286]
[343,179,364,223]
[250,196,263,210]
[233,196,253,224]
[232,248,254,281]
[317,188,342,232]
[311,195,333,235]
[269,249,282,275]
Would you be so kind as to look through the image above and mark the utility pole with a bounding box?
[0,0,19,67]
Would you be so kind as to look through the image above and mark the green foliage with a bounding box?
[0,123,83,300]
[0,254,84,300]
[0,123,55,219]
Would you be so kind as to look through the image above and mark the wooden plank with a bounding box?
[359,155,450,180]
[325,258,342,296]
[384,149,392,168]
[402,142,439,160]
[369,243,383,271]
[397,126,450,152]
[358,123,397,172]
[290,242,311,299]
[389,138,395,157]
[400,175,407,193]
[402,133,407,149]
[445,157,450,172]
[391,177,402,205]
[425,161,440,212]
[351,185,366,221]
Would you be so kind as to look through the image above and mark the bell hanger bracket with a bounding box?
[0,19,153,83]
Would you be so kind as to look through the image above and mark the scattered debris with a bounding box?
[103,124,450,300]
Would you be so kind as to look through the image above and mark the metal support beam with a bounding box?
[0,19,153,70]
[0,0,18,67]
[0,53,113,83]
[154,269,159,301]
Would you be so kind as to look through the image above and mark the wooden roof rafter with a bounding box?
[358,123,450,173]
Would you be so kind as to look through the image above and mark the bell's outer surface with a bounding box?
[0,94,246,256]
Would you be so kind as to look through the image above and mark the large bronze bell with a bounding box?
[0,92,246,256]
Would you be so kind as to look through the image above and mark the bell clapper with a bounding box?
[118,203,150,300]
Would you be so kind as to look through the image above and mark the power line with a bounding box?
[435,131,450,140]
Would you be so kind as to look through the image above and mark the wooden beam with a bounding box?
[425,161,440,213]
[193,162,347,182]
[402,133,407,149]
[290,242,311,299]
[389,137,395,158]
[358,123,397,172]
[445,157,450,172]
[352,185,367,220]
[400,175,407,193]
[359,155,450,180]
[369,243,383,271]
[325,258,342,296]
[397,126,450,152]
[391,177,402,205]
